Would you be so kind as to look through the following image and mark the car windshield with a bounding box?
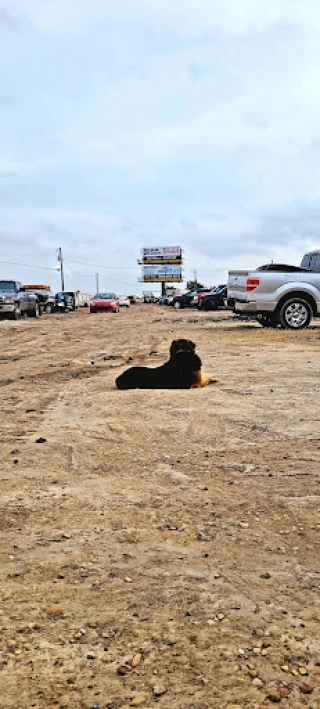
[0,281,16,292]
[94,293,115,300]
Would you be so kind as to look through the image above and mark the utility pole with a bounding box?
[57,247,65,291]
[96,273,99,293]
[194,270,197,286]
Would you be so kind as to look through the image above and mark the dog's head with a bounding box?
[170,339,196,358]
[170,339,201,377]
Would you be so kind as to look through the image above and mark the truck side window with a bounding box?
[301,256,311,269]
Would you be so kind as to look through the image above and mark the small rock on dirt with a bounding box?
[46,606,64,616]
[279,688,290,698]
[131,653,142,667]
[153,684,167,696]
[267,691,282,702]
[300,683,313,694]
[298,666,308,675]
[117,665,127,676]
[130,695,147,706]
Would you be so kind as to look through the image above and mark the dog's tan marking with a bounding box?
[192,370,218,388]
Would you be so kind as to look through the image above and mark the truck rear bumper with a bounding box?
[234,300,275,314]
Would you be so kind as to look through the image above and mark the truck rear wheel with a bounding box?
[278,298,312,330]
[29,304,40,318]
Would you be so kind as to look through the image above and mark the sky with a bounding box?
[1,0,320,294]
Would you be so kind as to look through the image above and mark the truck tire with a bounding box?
[205,301,217,311]
[29,304,40,318]
[278,298,312,330]
[12,307,21,320]
[173,301,181,309]
[45,303,53,314]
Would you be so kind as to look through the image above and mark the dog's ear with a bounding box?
[170,340,177,356]
[189,340,196,351]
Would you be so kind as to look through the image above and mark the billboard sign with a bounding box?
[142,265,183,282]
[142,246,182,264]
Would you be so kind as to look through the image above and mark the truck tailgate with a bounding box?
[227,271,250,299]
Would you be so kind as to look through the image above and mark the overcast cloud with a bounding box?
[1,0,320,293]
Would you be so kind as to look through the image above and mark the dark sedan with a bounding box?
[198,286,228,311]
[171,289,209,309]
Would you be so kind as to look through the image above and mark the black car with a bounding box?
[171,289,209,309]
[198,285,228,311]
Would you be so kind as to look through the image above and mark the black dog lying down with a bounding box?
[116,339,217,390]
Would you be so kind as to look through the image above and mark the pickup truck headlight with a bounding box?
[4,298,15,304]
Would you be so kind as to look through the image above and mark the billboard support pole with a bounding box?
[161,282,166,296]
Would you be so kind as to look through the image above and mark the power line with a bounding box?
[185,267,225,274]
[64,260,138,288]
[67,257,223,279]
[0,259,59,271]
[65,256,139,271]
[64,262,90,278]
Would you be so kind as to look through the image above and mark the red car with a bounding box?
[90,292,120,313]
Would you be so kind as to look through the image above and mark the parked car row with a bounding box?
[156,286,231,311]
[0,280,94,320]
[0,278,139,321]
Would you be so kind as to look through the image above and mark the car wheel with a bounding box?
[45,303,53,314]
[173,301,181,309]
[12,307,21,320]
[29,304,40,318]
[278,298,312,330]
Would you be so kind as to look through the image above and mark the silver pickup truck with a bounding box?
[228,263,320,329]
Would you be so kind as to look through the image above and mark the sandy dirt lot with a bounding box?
[0,305,319,709]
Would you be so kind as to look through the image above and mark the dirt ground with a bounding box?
[0,305,319,709]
